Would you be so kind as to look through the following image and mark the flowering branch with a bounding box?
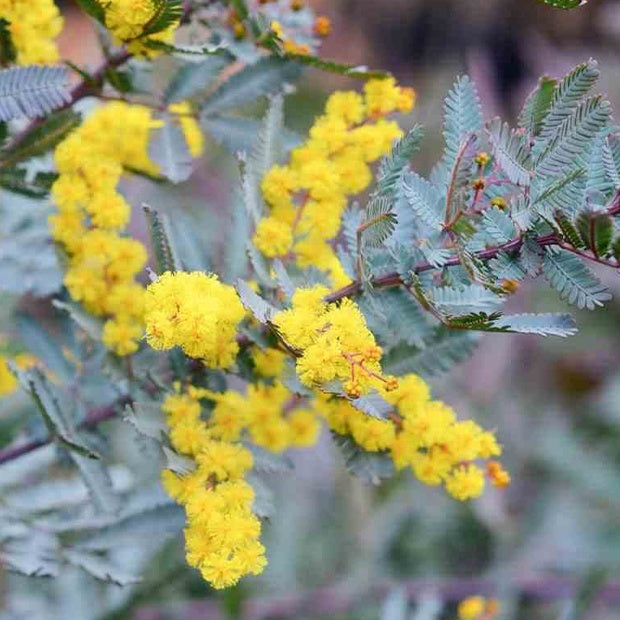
[325,231,619,304]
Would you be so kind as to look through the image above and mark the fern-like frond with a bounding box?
[360,196,396,247]
[0,66,71,121]
[376,124,423,196]
[538,59,599,141]
[487,118,532,186]
[543,248,612,309]
[400,171,443,230]
[535,95,611,177]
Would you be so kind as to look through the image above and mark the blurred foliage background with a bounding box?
[3,1,620,619]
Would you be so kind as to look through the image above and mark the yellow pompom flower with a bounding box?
[103,0,178,56]
[252,217,293,258]
[457,596,486,620]
[445,464,486,501]
[0,0,64,65]
[274,286,396,396]
[101,318,143,356]
[144,271,245,369]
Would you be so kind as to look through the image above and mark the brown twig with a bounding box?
[0,397,130,465]
[324,231,619,304]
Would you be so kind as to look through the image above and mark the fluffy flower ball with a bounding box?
[144,271,245,368]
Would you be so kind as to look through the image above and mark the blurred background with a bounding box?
[10,1,620,618]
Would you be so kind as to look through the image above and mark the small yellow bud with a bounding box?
[314,15,332,37]
[490,196,508,210]
[472,178,485,191]
[501,279,519,294]
[474,152,491,167]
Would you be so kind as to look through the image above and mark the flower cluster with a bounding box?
[50,102,203,356]
[50,103,155,356]
[161,386,267,589]
[203,380,321,452]
[144,272,245,369]
[102,0,178,56]
[457,596,500,620]
[0,0,63,65]
[274,285,397,397]
[254,78,415,287]
[316,374,510,501]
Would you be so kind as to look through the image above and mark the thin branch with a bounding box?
[0,397,130,465]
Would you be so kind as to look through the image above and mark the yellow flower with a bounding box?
[1,0,63,65]
[168,102,204,158]
[457,596,486,620]
[101,318,142,356]
[445,464,485,501]
[144,271,245,368]
[252,217,293,258]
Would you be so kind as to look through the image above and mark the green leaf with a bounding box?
[74,0,106,23]
[538,0,586,8]
[543,248,612,310]
[0,167,57,198]
[52,299,104,341]
[200,58,299,117]
[382,331,478,378]
[602,136,620,190]
[361,196,397,248]
[538,59,600,141]
[434,75,482,189]
[553,211,584,248]
[235,279,277,324]
[147,116,194,183]
[430,284,502,316]
[376,124,424,196]
[140,0,183,37]
[142,204,179,274]
[518,76,557,137]
[203,114,301,155]
[487,118,532,186]
[77,503,185,550]
[0,109,80,169]
[481,207,516,244]
[0,65,71,121]
[531,167,585,214]
[10,366,99,460]
[350,391,392,420]
[576,210,613,256]
[251,94,285,181]
[164,56,230,104]
[401,171,443,230]
[0,18,16,65]
[63,549,140,586]
[535,95,611,178]
[493,312,578,337]
[331,432,394,485]
[282,52,389,80]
